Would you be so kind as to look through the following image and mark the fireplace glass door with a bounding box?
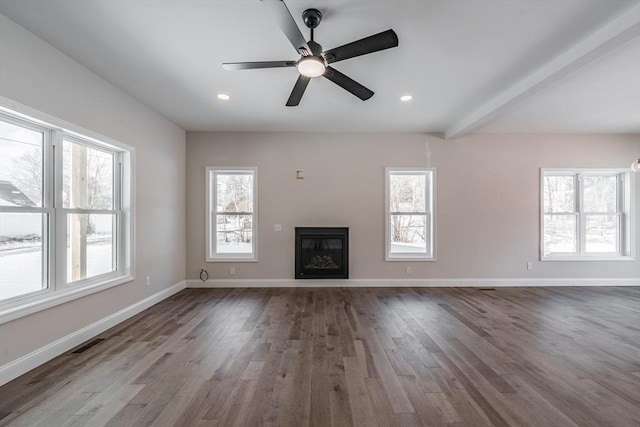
[295,227,348,279]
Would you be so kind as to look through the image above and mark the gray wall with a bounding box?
[186,132,640,281]
[0,15,186,365]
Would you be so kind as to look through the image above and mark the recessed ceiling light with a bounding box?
[217,93,230,101]
[400,95,413,102]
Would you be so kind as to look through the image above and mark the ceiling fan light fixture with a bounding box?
[297,56,325,78]
[632,158,640,172]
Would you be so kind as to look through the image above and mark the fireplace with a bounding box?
[295,227,349,279]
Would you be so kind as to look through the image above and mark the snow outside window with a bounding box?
[385,168,435,261]
[0,106,133,319]
[206,168,257,262]
[541,169,635,261]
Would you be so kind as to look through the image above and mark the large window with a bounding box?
[541,169,635,260]
[385,168,435,261]
[0,105,133,319]
[206,168,257,261]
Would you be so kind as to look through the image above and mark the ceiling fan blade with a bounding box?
[323,67,374,101]
[286,75,311,106]
[323,29,398,64]
[261,0,311,56]
[222,61,296,71]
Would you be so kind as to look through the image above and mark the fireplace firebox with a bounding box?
[295,227,349,279]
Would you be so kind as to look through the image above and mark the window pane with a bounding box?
[390,214,428,254]
[583,176,617,213]
[216,214,253,253]
[0,120,44,207]
[0,213,47,300]
[67,214,114,282]
[63,140,113,209]
[390,174,426,213]
[216,173,253,213]
[585,214,618,253]
[543,214,577,253]
[543,175,575,213]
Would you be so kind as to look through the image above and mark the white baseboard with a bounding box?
[0,280,186,387]
[187,277,640,288]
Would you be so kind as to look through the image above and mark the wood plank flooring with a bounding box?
[0,287,638,426]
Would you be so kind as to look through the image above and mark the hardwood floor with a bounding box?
[0,287,638,426]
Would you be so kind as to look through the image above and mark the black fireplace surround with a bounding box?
[295,227,349,279]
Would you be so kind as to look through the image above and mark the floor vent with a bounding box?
[478,288,496,291]
[71,338,105,354]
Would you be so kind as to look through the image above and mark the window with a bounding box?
[0,117,48,301]
[385,168,435,261]
[206,168,257,261]
[541,169,635,260]
[0,105,133,320]
[63,138,118,283]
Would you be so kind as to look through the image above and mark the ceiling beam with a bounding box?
[445,3,640,139]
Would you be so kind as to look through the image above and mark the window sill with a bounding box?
[206,257,258,263]
[386,256,436,262]
[0,274,134,325]
[541,255,635,262]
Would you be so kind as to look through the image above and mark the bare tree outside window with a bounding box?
[63,140,115,282]
[0,120,45,300]
[209,170,256,258]
[390,174,426,247]
[542,171,624,258]
[387,169,433,259]
[543,175,576,253]
[1,108,131,307]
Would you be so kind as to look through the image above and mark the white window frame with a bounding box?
[60,135,124,287]
[206,167,258,262]
[385,167,436,261]
[0,99,135,324]
[540,168,635,261]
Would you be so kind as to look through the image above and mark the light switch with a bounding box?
[274,224,282,232]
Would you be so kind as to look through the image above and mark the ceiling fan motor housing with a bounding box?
[303,9,322,29]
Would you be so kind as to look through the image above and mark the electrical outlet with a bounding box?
[145,276,151,287]
[229,267,236,275]
[405,266,412,275]
[527,262,533,270]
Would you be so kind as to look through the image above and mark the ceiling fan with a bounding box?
[222,0,399,106]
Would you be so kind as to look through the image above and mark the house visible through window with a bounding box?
[541,169,634,260]
[206,168,257,261]
[0,117,47,300]
[385,168,435,261]
[0,107,133,313]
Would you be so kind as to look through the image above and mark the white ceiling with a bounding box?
[1,0,639,136]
